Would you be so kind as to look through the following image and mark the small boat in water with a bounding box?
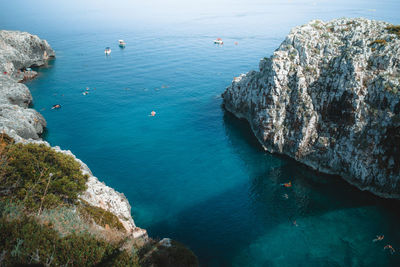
[105,47,111,55]
[214,38,223,45]
[118,40,126,48]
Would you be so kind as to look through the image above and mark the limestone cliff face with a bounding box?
[0,30,55,75]
[0,30,53,140]
[222,18,400,198]
[0,30,146,238]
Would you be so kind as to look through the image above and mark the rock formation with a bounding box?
[222,18,400,198]
[0,30,146,237]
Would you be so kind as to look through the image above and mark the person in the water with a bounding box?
[384,244,395,254]
[52,104,61,109]
[373,235,384,242]
[281,181,292,187]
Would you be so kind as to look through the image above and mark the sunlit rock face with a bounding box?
[0,30,55,76]
[223,18,400,198]
[0,30,53,140]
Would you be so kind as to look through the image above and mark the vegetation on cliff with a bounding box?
[0,133,198,266]
[0,133,140,265]
[0,134,88,212]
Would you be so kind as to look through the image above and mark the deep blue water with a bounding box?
[2,0,400,266]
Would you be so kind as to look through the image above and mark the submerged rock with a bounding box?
[222,18,400,198]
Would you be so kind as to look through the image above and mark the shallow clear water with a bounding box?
[2,0,400,266]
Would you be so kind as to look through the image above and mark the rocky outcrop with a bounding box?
[0,30,147,238]
[0,30,55,76]
[222,18,400,198]
[0,30,53,140]
[0,74,46,140]
[53,146,147,238]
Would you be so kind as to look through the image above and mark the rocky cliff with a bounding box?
[0,30,198,266]
[0,30,146,237]
[222,18,400,198]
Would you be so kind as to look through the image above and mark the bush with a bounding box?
[78,200,125,232]
[0,215,139,266]
[0,134,88,212]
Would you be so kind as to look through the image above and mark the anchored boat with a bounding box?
[119,40,126,48]
[214,38,223,45]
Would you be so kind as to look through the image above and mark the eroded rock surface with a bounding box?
[0,30,53,140]
[0,30,55,76]
[222,18,400,198]
[54,146,147,238]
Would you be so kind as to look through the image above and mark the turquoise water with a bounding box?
[2,0,400,266]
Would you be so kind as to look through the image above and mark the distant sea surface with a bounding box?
[2,0,400,265]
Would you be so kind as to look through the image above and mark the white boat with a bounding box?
[105,47,111,55]
[118,40,126,48]
[214,38,223,45]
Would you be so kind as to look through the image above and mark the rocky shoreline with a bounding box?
[222,18,400,199]
[0,30,146,238]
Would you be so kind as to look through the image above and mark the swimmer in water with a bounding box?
[384,244,395,254]
[281,181,292,188]
[52,104,61,109]
[373,235,384,242]
[150,111,156,116]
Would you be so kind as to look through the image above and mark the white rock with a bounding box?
[222,18,400,198]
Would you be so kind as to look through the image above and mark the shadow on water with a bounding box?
[222,110,400,213]
[148,110,400,266]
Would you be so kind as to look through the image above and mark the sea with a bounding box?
[1,0,400,266]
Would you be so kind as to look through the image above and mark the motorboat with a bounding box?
[214,38,223,45]
[118,40,126,48]
[105,47,111,55]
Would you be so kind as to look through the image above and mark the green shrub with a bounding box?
[78,200,125,232]
[39,206,90,236]
[0,214,139,266]
[0,134,88,212]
